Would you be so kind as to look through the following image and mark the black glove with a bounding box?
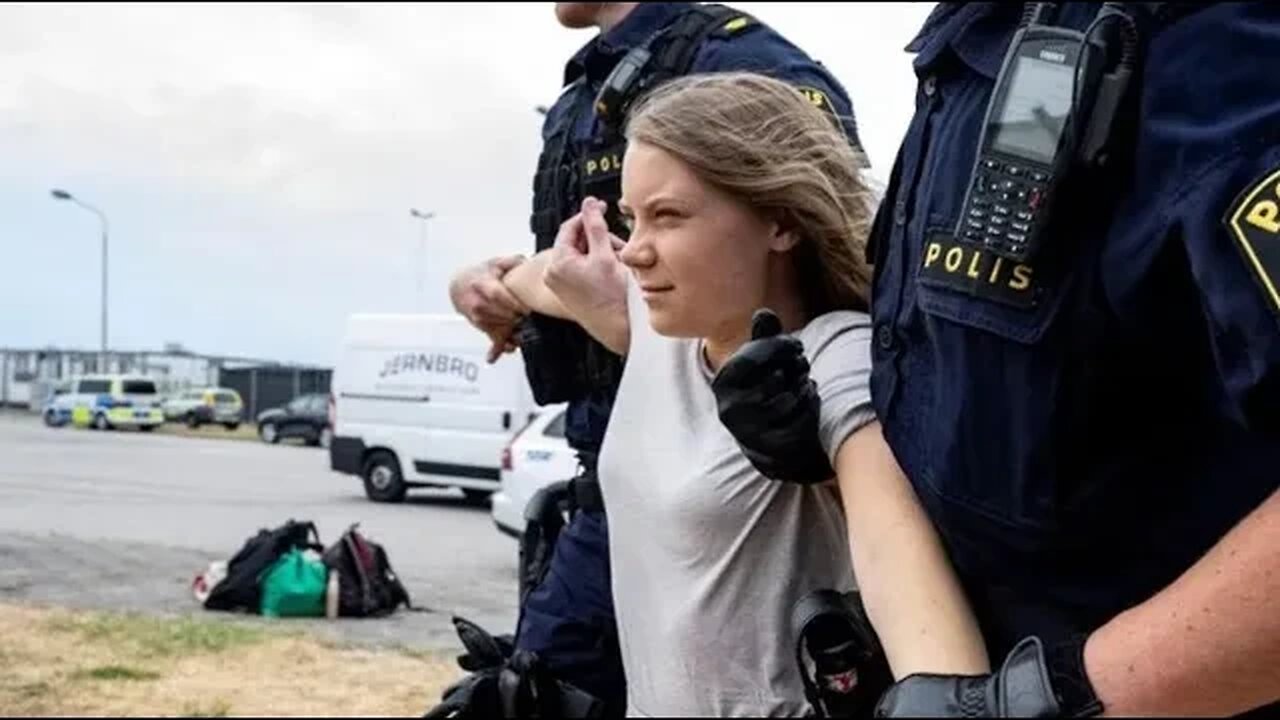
[423,616,605,719]
[711,309,835,485]
[873,637,1062,718]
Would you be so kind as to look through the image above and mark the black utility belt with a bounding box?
[570,464,605,515]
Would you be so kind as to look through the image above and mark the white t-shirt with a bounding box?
[598,276,876,717]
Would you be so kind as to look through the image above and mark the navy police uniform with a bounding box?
[867,1,1279,713]
[511,2,865,714]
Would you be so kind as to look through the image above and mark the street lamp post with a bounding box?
[409,208,435,312]
[51,189,110,370]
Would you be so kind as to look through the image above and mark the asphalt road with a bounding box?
[0,411,519,651]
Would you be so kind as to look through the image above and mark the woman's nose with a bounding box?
[619,231,655,268]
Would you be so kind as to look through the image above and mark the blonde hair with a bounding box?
[624,71,876,314]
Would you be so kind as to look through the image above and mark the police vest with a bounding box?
[528,3,760,252]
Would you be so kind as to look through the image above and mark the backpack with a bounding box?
[204,519,323,613]
[321,523,417,617]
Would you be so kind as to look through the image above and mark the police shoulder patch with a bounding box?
[1223,165,1280,318]
[796,86,836,118]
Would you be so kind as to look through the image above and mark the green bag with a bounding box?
[259,548,328,618]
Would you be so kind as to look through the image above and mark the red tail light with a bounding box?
[327,393,336,428]
[501,446,513,472]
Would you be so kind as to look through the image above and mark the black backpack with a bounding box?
[204,519,323,613]
[322,523,417,617]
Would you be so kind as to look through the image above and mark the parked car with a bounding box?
[328,313,536,504]
[490,404,576,538]
[162,387,244,429]
[43,375,164,431]
[256,393,331,447]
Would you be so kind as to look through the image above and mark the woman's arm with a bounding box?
[502,250,573,320]
[835,422,990,678]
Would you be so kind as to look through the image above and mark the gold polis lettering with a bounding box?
[945,247,964,273]
[967,251,983,279]
[1010,264,1034,291]
[924,242,943,267]
[989,256,1004,284]
[1246,189,1280,233]
[586,159,598,175]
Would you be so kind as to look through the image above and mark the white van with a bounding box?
[329,313,536,504]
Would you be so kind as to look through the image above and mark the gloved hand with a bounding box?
[711,308,835,485]
[423,616,605,719]
[873,637,1062,718]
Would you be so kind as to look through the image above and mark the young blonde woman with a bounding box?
[494,72,989,716]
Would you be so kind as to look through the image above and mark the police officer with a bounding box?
[440,3,865,717]
[712,2,1280,716]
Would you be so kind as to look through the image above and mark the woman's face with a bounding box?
[618,141,790,340]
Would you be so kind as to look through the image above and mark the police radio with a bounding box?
[956,2,1141,262]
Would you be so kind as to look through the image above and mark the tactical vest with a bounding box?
[529,3,761,251]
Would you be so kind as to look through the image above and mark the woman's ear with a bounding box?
[767,219,801,254]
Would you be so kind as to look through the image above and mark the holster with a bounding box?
[792,589,894,719]
[517,460,604,603]
[516,314,592,405]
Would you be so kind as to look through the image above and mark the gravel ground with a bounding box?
[0,410,520,651]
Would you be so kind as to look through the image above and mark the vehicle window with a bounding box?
[287,397,309,413]
[77,380,111,394]
[123,380,157,395]
[308,395,327,414]
[214,391,239,404]
[52,384,69,396]
[543,411,567,439]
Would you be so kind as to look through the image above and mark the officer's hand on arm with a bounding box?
[710,309,834,485]
[543,197,631,355]
[874,637,1061,718]
[449,255,530,357]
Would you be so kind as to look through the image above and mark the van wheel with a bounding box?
[92,414,111,431]
[185,412,201,429]
[363,451,406,503]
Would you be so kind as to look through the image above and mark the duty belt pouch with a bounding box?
[518,480,572,604]
[792,589,893,718]
[516,314,592,405]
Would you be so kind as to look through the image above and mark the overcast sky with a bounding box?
[0,2,935,366]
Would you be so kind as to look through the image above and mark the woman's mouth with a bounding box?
[640,284,675,297]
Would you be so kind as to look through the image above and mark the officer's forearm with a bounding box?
[835,422,990,679]
[1084,488,1280,716]
[502,251,572,320]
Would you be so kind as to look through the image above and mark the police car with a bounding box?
[490,403,576,538]
[43,374,165,431]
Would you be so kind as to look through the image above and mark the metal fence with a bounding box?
[218,366,332,420]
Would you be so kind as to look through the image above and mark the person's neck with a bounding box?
[702,263,808,373]
[595,3,638,33]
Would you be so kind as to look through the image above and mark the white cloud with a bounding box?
[0,2,934,364]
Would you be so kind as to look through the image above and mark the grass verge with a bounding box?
[0,603,460,717]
